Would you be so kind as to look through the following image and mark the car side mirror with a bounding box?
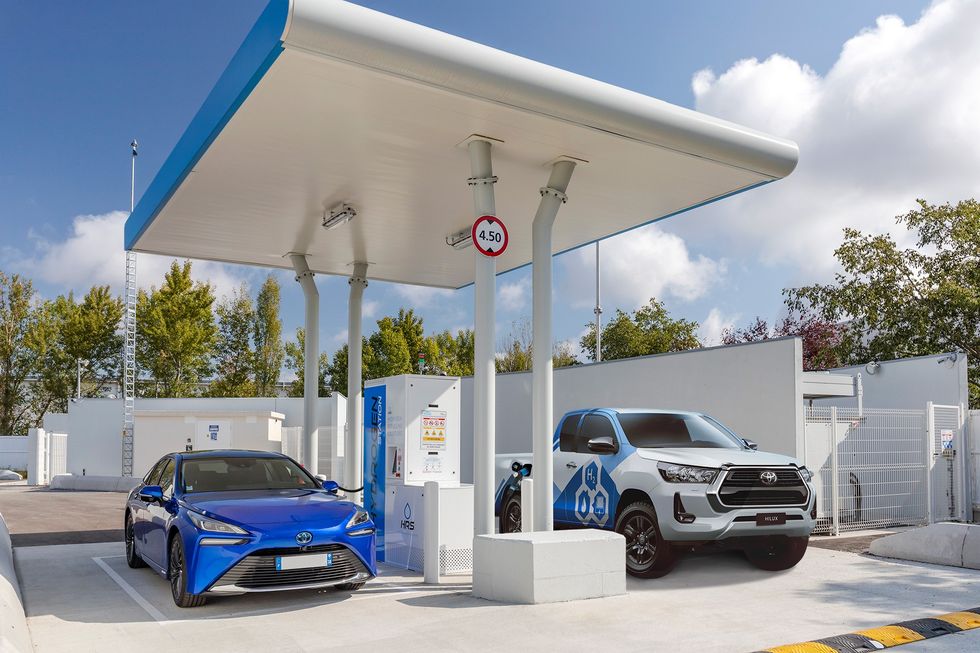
[743,439,759,450]
[587,436,617,454]
[139,485,163,503]
[320,479,340,494]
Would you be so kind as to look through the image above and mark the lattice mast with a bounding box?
[122,140,138,476]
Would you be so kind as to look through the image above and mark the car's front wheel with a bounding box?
[744,536,809,571]
[615,501,676,578]
[125,513,146,569]
[499,494,522,533]
[169,536,206,607]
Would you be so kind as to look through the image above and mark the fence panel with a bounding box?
[47,433,68,478]
[930,404,967,522]
[805,406,929,534]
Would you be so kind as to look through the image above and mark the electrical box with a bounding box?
[364,374,471,570]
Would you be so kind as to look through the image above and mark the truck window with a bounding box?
[618,413,744,449]
[559,414,581,452]
[577,414,618,454]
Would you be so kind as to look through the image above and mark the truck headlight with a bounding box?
[657,462,718,484]
[188,511,248,535]
[346,507,371,530]
[798,466,813,482]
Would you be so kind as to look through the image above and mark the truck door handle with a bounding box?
[566,462,578,469]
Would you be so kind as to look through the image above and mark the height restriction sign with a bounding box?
[472,215,508,257]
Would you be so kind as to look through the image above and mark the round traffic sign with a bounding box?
[471,215,508,257]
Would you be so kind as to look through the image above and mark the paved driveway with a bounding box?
[0,484,125,546]
[13,540,980,653]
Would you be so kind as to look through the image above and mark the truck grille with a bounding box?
[718,468,808,508]
[210,543,369,591]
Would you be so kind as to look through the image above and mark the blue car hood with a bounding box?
[181,489,357,526]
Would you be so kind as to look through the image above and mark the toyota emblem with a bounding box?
[759,471,778,486]
[296,531,313,545]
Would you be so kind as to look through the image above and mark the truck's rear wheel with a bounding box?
[500,494,522,533]
[615,502,676,578]
[744,536,809,571]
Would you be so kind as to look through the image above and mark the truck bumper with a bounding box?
[652,486,815,542]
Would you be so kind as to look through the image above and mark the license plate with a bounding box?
[276,553,333,571]
[756,513,787,526]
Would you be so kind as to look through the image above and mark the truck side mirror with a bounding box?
[743,439,759,450]
[587,436,617,454]
[139,485,164,503]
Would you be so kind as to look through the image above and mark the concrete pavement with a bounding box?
[0,485,125,546]
[13,540,980,652]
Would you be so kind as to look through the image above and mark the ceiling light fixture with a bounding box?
[446,227,472,250]
[322,203,357,230]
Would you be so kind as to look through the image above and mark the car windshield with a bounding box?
[181,456,317,493]
[617,413,745,449]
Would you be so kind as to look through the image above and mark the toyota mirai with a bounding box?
[125,450,376,607]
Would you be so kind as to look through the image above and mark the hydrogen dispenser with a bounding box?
[363,375,473,574]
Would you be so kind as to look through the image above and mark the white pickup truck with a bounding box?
[494,408,815,577]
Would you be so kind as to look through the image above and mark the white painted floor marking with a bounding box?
[92,556,172,625]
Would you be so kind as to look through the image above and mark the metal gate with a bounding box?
[928,403,969,523]
[804,407,930,534]
[47,432,68,478]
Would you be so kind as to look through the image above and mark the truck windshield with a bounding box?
[617,413,745,449]
[181,456,317,493]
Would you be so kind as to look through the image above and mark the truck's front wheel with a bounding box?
[615,502,676,578]
[500,494,522,533]
[744,536,809,571]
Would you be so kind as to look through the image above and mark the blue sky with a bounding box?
[7,0,975,365]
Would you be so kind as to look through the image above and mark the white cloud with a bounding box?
[560,225,724,311]
[498,277,529,312]
[16,211,248,299]
[698,308,739,346]
[362,300,380,318]
[393,284,454,307]
[687,0,980,275]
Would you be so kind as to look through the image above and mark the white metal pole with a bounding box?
[520,478,534,533]
[594,241,602,362]
[290,254,320,476]
[532,159,576,532]
[830,406,840,536]
[467,139,497,537]
[926,401,934,523]
[346,262,368,504]
[423,480,440,584]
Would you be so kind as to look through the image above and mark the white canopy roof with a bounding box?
[126,0,798,289]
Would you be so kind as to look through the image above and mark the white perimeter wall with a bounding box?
[0,436,28,470]
[62,396,346,478]
[815,353,970,412]
[460,337,805,483]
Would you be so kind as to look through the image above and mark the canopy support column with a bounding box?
[290,254,319,475]
[346,262,369,504]
[531,159,576,531]
[467,138,498,536]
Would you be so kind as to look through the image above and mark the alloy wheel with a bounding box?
[623,513,657,569]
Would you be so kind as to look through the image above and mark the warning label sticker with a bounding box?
[421,410,447,451]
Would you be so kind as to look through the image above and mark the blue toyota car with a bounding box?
[125,450,377,607]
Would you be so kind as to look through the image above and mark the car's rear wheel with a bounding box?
[499,494,522,533]
[744,536,809,571]
[615,501,676,578]
[125,513,146,569]
[169,536,206,607]
[335,582,365,591]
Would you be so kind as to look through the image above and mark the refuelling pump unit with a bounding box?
[363,375,474,574]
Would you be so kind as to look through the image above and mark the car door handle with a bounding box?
[566,462,578,469]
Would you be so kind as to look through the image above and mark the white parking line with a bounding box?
[92,556,172,625]
[91,555,472,625]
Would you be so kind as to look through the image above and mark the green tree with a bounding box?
[285,328,331,397]
[0,272,51,434]
[721,313,845,371]
[208,285,255,397]
[36,286,124,414]
[393,308,426,373]
[367,317,412,378]
[326,338,374,393]
[497,318,580,372]
[253,275,284,397]
[580,298,701,362]
[785,199,980,406]
[136,261,217,397]
[552,341,580,369]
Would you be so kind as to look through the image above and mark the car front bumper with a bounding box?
[182,523,377,595]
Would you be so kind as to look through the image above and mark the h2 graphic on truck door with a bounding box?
[553,411,622,528]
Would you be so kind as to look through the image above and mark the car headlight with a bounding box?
[798,466,813,483]
[188,511,248,535]
[657,462,718,484]
[346,507,371,530]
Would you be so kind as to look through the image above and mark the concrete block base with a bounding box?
[472,530,625,604]
[49,475,141,493]
[870,522,980,570]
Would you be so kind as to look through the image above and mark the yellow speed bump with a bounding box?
[934,611,980,630]
[853,625,924,646]
[765,643,838,653]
